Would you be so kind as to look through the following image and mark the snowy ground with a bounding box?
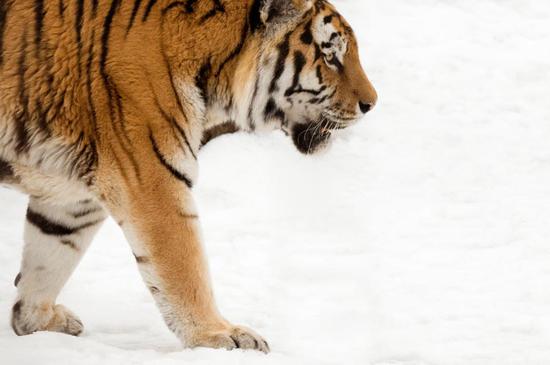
[2,1,550,364]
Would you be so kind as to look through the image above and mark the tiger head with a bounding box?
[235,0,378,154]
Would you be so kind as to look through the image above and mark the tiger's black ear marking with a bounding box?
[261,0,294,24]
[255,0,312,30]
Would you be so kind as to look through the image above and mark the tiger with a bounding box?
[0,0,377,353]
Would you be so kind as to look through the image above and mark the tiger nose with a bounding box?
[359,101,374,114]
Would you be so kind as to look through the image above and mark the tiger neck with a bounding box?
[219,37,285,133]
[201,35,275,147]
[199,10,294,146]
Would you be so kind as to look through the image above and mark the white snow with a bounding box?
[2,1,550,364]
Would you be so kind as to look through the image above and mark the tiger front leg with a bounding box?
[100,140,269,353]
[12,197,107,336]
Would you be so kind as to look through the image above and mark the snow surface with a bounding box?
[2,1,550,364]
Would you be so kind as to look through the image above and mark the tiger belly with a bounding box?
[0,159,93,206]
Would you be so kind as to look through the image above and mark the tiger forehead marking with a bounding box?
[312,11,349,69]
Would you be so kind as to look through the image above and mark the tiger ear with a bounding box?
[259,0,313,27]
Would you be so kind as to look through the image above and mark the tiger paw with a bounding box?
[44,304,84,336]
[11,301,83,336]
[188,324,270,353]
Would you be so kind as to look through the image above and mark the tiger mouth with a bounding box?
[290,119,348,155]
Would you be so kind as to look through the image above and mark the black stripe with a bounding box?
[48,91,66,128]
[82,140,98,180]
[161,1,183,15]
[201,120,238,147]
[326,54,344,72]
[315,1,326,12]
[309,88,336,104]
[91,0,98,17]
[294,51,306,74]
[33,0,53,136]
[199,0,225,23]
[149,132,193,188]
[100,0,121,83]
[185,0,198,13]
[26,209,101,236]
[112,84,140,159]
[127,0,143,34]
[249,0,263,32]
[300,21,313,45]
[110,83,143,181]
[60,239,79,250]
[309,94,328,104]
[0,158,13,180]
[76,135,96,172]
[58,0,65,18]
[171,117,197,160]
[72,206,102,218]
[214,19,248,77]
[14,273,22,287]
[159,43,192,149]
[70,131,86,177]
[0,0,11,65]
[110,148,130,182]
[316,65,323,84]
[75,0,84,69]
[230,335,240,349]
[83,30,99,181]
[152,95,197,160]
[100,1,143,182]
[142,0,158,21]
[264,98,285,122]
[34,100,50,135]
[246,77,259,131]
[11,300,23,335]
[34,0,44,57]
[287,85,326,97]
[134,254,150,264]
[42,40,58,123]
[112,84,127,140]
[314,43,322,61]
[161,0,193,16]
[86,30,98,145]
[269,33,291,93]
[179,212,199,219]
[264,98,276,118]
[161,0,197,15]
[285,51,306,96]
[26,209,74,235]
[195,60,211,105]
[15,31,30,154]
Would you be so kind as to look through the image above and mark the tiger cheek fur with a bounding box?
[0,0,374,354]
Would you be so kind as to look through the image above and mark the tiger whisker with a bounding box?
[307,119,325,153]
[307,116,332,153]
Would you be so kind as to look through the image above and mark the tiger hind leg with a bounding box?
[11,197,106,336]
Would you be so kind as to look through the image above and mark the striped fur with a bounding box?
[1,0,376,353]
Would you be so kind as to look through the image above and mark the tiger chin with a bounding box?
[0,0,376,354]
